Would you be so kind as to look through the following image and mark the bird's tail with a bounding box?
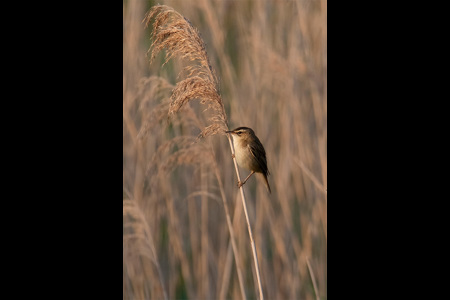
[262,173,271,194]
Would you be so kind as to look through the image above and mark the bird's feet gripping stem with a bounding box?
[237,171,255,189]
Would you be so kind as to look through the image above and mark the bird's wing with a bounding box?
[247,138,269,176]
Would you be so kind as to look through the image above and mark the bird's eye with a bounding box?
[237,132,241,135]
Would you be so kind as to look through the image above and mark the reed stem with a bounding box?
[227,133,264,300]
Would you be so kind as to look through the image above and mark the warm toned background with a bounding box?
[123,0,327,299]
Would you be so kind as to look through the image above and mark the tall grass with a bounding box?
[123,0,327,299]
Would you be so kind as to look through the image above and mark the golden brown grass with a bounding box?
[145,5,263,299]
[123,0,327,299]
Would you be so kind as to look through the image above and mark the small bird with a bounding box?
[226,127,271,193]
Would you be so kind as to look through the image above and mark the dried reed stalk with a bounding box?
[123,198,168,300]
[306,256,320,300]
[144,5,264,300]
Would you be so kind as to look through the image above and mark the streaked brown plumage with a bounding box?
[226,127,271,193]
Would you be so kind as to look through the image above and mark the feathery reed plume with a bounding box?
[144,5,228,140]
[136,76,174,140]
[144,4,265,300]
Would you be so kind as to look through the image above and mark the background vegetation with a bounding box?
[123,0,327,299]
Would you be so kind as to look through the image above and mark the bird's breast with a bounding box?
[234,140,253,171]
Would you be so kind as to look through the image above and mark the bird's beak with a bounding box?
[225,130,233,134]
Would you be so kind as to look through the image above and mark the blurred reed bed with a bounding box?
[123,0,327,299]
